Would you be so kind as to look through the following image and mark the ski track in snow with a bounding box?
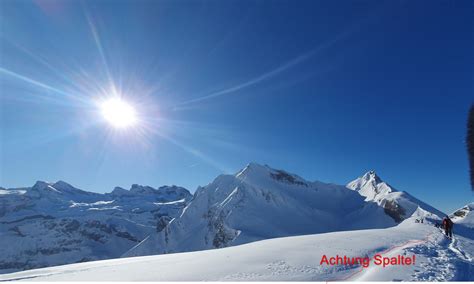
[409,239,456,281]
[332,229,474,281]
[408,233,473,281]
[222,260,325,281]
[449,237,473,262]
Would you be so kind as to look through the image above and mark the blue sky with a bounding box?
[0,0,473,213]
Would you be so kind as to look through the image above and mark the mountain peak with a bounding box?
[361,170,382,183]
[110,184,192,201]
[347,170,395,201]
[28,181,61,197]
[235,162,308,187]
[451,202,474,227]
[29,180,94,197]
[32,180,50,190]
[111,186,129,195]
[130,184,157,194]
[52,180,76,191]
[235,162,270,177]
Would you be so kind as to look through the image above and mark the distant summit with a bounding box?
[347,171,394,200]
[347,171,444,222]
[451,202,474,228]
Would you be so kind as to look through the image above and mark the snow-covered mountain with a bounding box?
[451,203,474,228]
[1,163,450,275]
[347,171,444,222]
[0,181,192,274]
[125,163,406,257]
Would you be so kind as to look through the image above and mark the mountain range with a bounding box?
[0,181,191,273]
[0,163,459,274]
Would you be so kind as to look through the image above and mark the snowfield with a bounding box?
[0,216,472,281]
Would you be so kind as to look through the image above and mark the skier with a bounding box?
[442,216,453,238]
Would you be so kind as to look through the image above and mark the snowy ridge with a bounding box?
[347,171,445,222]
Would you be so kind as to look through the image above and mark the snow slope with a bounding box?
[1,215,472,281]
[0,181,192,273]
[347,171,445,222]
[126,164,402,257]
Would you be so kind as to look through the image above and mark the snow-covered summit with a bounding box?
[347,171,394,200]
[236,162,308,187]
[25,180,100,201]
[451,202,474,228]
[53,180,86,192]
[110,184,191,202]
[111,186,129,195]
[156,185,192,201]
[130,184,156,194]
[347,171,444,222]
[31,180,51,191]
[125,163,396,257]
[362,170,382,182]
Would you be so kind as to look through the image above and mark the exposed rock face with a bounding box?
[382,200,406,223]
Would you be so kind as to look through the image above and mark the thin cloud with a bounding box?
[173,29,350,109]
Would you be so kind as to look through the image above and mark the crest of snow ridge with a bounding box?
[236,162,308,187]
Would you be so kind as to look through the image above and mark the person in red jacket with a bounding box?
[442,216,454,238]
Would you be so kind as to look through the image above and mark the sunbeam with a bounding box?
[0,67,91,105]
[3,39,87,93]
[82,4,114,88]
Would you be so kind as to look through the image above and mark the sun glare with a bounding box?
[100,98,138,129]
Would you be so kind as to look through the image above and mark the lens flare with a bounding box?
[100,98,137,129]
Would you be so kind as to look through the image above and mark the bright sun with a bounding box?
[100,98,138,129]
